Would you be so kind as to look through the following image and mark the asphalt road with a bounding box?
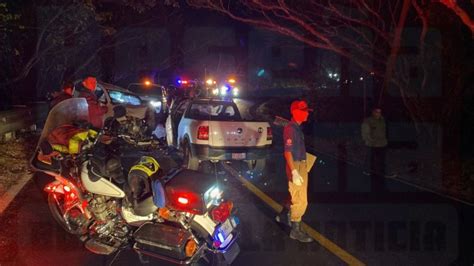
[234,96,474,265]
[230,145,473,266]
[1,148,471,265]
[0,165,343,266]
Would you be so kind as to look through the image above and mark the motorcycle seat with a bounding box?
[88,143,125,184]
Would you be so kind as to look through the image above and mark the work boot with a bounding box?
[290,222,313,243]
[275,208,291,226]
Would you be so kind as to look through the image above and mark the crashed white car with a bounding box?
[72,80,155,129]
[165,98,272,171]
[95,81,151,120]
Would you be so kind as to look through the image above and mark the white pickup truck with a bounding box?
[165,98,272,171]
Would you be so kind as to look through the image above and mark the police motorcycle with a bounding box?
[30,98,240,265]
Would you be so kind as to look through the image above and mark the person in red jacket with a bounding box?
[46,123,97,155]
[36,121,97,166]
[50,81,74,109]
[76,75,108,128]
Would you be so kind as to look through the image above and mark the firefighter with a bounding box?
[46,122,98,155]
[50,81,74,109]
[36,121,98,169]
[282,100,314,243]
[76,75,108,128]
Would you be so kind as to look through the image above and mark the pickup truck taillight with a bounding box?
[267,127,272,140]
[197,126,209,140]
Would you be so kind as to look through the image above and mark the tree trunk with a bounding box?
[441,110,462,191]
[101,35,116,82]
[167,12,185,74]
[234,25,249,83]
[379,0,411,105]
[340,55,349,96]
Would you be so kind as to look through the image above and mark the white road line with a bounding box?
[222,163,365,266]
[386,175,474,206]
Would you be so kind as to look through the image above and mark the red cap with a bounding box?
[290,100,313,112]
[82,76,97,91]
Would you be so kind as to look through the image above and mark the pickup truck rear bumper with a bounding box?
[190,144,271,161]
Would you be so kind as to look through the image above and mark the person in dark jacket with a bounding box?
[277,100,314,243]
[75,75,108,128]
[50,81,74,109]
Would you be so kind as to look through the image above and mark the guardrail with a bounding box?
[0,102,49,141]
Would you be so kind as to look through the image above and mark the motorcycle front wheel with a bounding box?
[48,193,88,235]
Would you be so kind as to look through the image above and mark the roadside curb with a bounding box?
[222,162,366,266]
[0,173,32,214]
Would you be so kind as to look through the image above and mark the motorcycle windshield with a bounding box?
[38,98,90,147]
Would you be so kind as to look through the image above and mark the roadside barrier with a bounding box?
[0,102,48,141]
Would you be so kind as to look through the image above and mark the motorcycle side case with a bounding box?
[163,169,215,215]
[134,223,193,261]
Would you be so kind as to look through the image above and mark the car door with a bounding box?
[165,99,189,146]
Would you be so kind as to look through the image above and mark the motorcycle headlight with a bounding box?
[204,185,222,208]
[210,186,222,199]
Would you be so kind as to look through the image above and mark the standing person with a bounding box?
[361,107,395,191]
[280,100,314,243]
[76,75,107,128]
[50,81,74,109]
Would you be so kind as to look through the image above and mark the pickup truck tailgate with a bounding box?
[209,121,270,147]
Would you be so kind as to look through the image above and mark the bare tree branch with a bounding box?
[187,0,472,138]
[379,0,411,105]
[439,0,474,33]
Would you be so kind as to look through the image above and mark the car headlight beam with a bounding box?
[220,86,228,96]
[150,100,161,107]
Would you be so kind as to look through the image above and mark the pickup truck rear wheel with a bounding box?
[246,159,266,173]
[183,142,199,170]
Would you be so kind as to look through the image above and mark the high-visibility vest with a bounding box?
[47,124,97,154]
